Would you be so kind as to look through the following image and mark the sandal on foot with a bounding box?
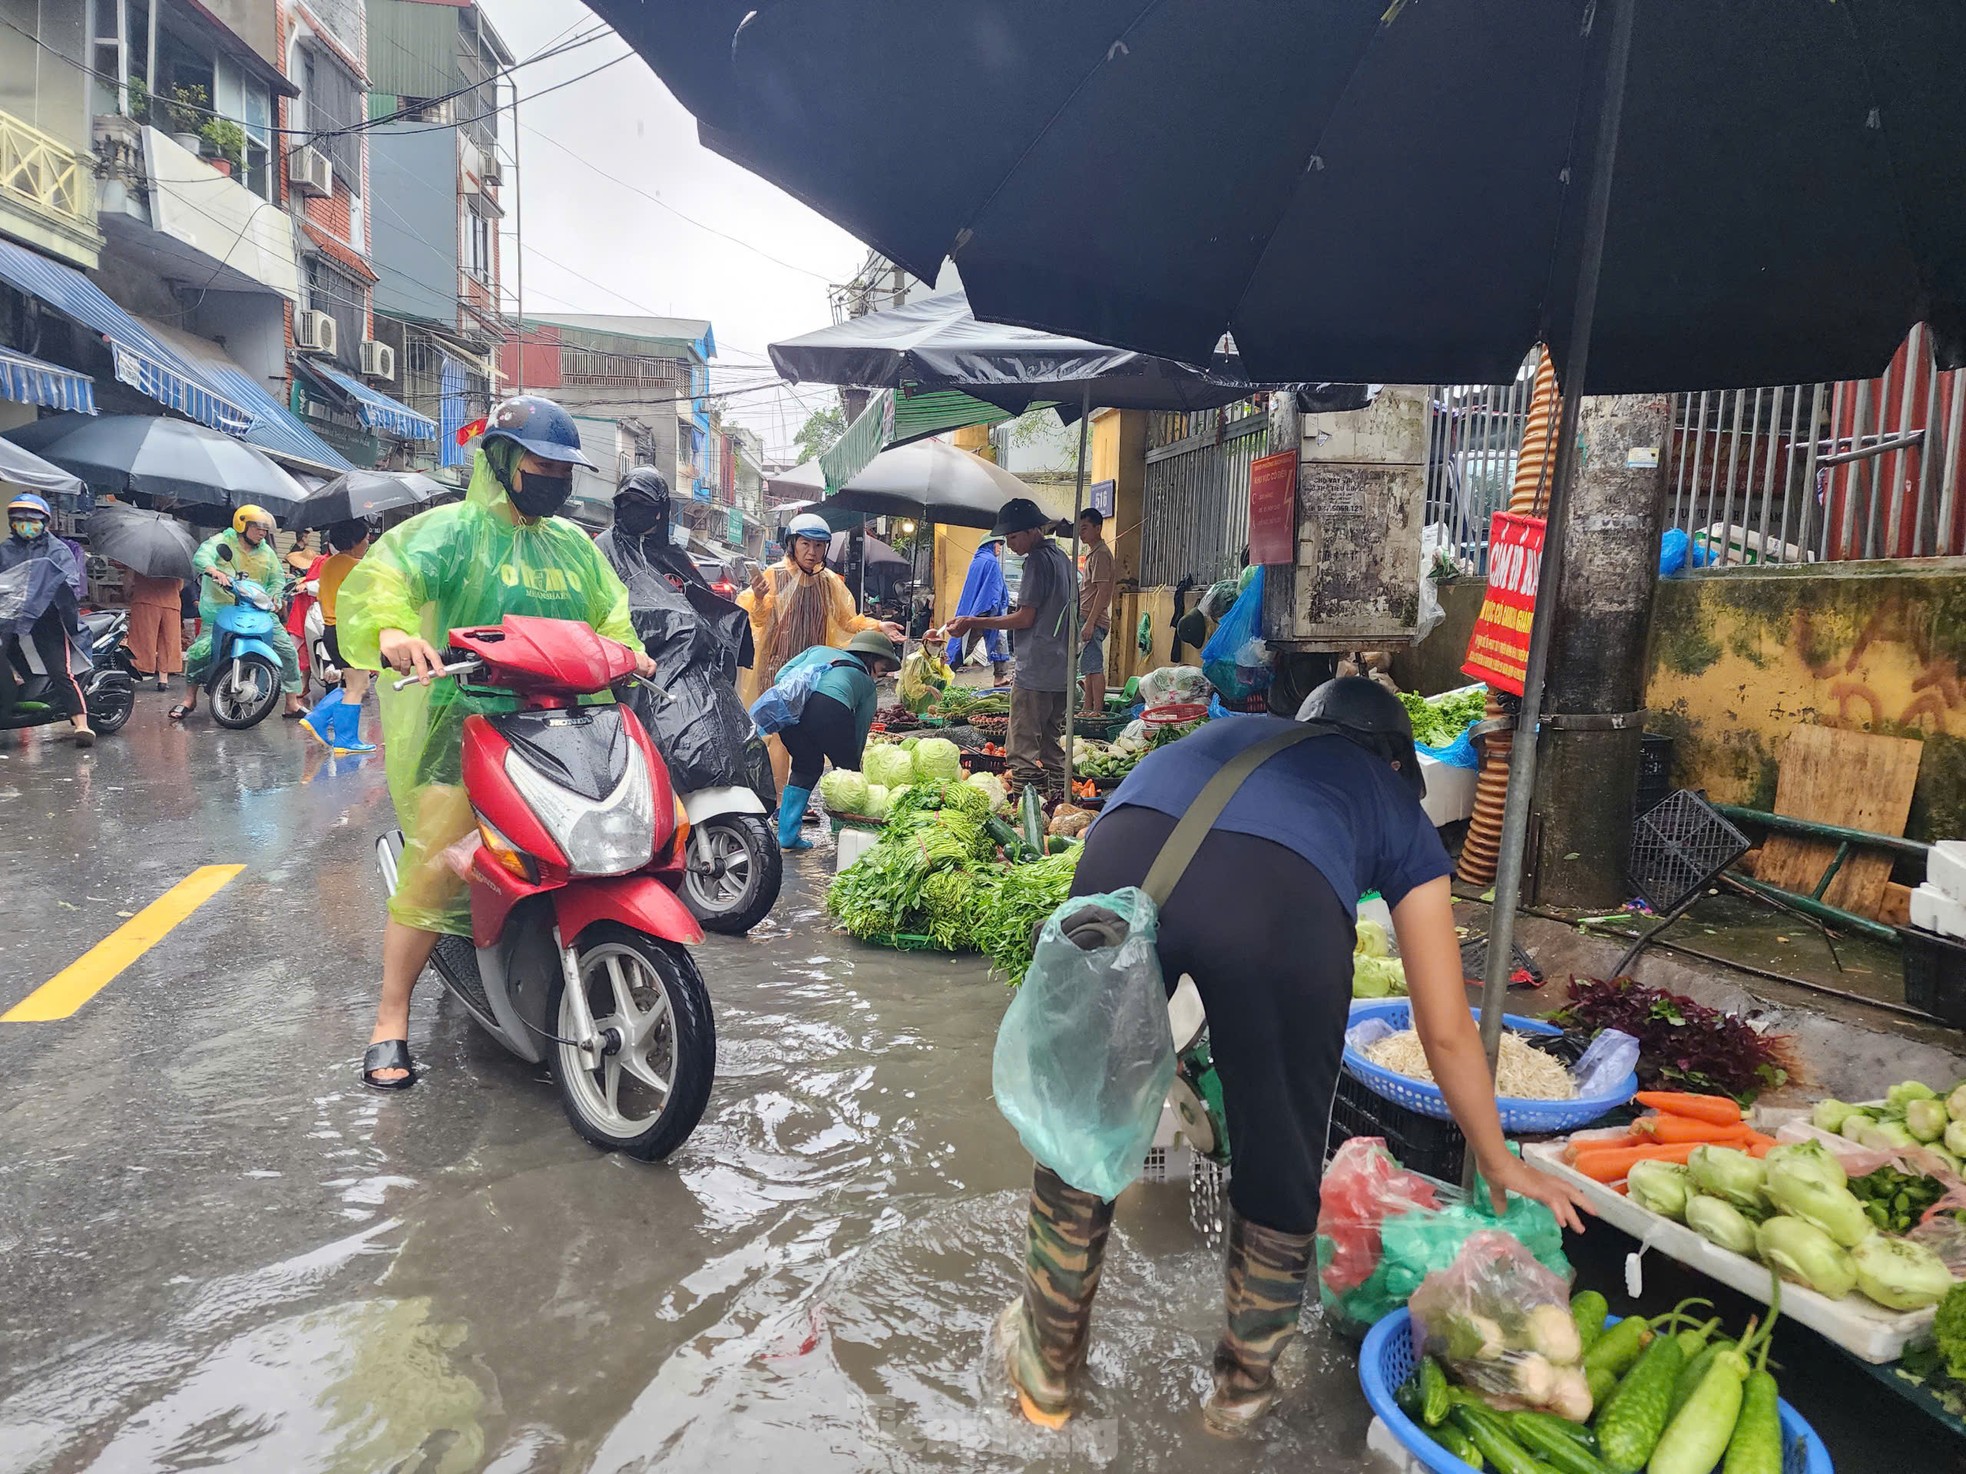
[283,708,308,720]
[169,703,193,721]
[361,1039,417,1091]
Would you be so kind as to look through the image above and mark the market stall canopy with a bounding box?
[86,501,198,581]
[137,315,350,475]
[0,436,85,499]
[5,414,309,516]
[833,529,908,569]
[0,345,95,416]
[291,359,439,443]
[766,439,1065,530]
[594,0,1966,392]
[288,468,451,530]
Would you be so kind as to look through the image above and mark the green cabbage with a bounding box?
[1686,1194,1757,1255]
[1851,1234,1953,1310]
[1946,1119,1966,1158]
[1948,1083,1966,1122]
[863,742,916,790]
[1688,1145,1766,1210]
[912,737,962,783]
[1906,1097,1949,1143]
[817,769,870,815]
[1839,1112,1876,1142]
[1351,954,1406,999]
[1763,1139,1846,1192]
[1354,918,1392,958]
[862,784,892,819]
[1764,1171,1871,1248]
[1627,1160,1693,1221]
[1756,1216,1857,1298]
[966,771,1009,812]
[1888,1080,1938,1110]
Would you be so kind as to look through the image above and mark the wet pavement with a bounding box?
[0,700,1370,1473]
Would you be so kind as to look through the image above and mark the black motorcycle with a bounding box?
[2,606,137,736]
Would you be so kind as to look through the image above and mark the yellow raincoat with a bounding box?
[736,557,879,706]
[336,452,644,934]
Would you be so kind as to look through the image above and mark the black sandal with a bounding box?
[168,703,193,721]
[283,708,308,720]
[361,1039,417,1091]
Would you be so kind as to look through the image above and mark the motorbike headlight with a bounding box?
[503,747,655,877]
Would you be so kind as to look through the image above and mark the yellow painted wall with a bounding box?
[1090,409,1150,584]
[933,524,988,628]
[1644,561,1966,841]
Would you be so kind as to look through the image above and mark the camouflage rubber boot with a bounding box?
[1202,1211,1316,1436]
[996,1164,1115,1429]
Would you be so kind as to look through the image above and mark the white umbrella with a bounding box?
[771,439,1066,531]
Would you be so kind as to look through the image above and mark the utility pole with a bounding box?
[510,74,523,394]
[1528,393,1671,908]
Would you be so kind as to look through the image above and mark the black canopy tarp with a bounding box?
[596,0,1966,392]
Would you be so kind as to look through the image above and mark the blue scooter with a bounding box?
[198,544,285,729]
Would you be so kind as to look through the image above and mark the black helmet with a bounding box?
[617,467,671,507]
[1297,676,1425,799]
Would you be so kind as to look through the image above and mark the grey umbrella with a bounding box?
[289,468,450,529]
[86,502,198,581]
[0,435,85,499]
[5,414,308,516]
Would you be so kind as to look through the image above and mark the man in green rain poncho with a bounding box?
[336,396,656,1091]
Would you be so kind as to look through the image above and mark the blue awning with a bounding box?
[0,237,251,435]
[296,359,437,442]
[0,345,95,414]
[137,316,350,474]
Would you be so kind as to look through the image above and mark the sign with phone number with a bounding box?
[1461,511,1546,695]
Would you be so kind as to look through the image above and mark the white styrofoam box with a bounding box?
[1910,880,1966,942]
[1929,839,1966,905]
[1417,752,1477,826]
[834,825,878,873]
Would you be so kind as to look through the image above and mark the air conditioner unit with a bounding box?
[359,339,395,381]
[295,310,337,356]
[480,163,502,188]
[287,145,332,198]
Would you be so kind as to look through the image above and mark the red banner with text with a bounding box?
[1247,449,1298,565]
[1461,512,1546,695]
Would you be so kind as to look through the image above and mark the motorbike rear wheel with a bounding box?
[210,655,281,729]
[87,678,134,734]
[682,813,782,935]
[551,925,715,1160]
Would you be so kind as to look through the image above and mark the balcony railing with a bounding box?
[0,108,97,255]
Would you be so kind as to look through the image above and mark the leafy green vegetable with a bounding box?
[972,848,1081,983]
[1934,1281,1966,1381]
[1397,686,1489,749]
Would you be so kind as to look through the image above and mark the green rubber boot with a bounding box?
[1202,1211,1316,1436]
[995,1164,1114,1429]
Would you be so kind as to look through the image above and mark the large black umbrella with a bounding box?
[289,468,449,530]
[769,290,1370,416]
[769,439,1069,529]
[600,0,1966,393]
[86,502,197,581]
[598,0,1966,1085]
[0,435,84,499]
[5,414,308,516]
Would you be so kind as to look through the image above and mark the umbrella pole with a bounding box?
[1063,385,1092,796]
[1473,0,1637,1145]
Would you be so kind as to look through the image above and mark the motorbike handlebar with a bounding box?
[392,656,484,691]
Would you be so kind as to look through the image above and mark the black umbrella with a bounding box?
[5,414,308,515]
[86,502,197,581]
[0,435,84,499]
[769,290,1370,416]
[289,468,449,530]
[600,0,1966,393]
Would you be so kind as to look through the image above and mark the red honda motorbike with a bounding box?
[374,615,714,1160]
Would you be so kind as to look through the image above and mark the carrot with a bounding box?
[1571,1142,1701,1182]
[1744,1133,1779,1157]
[1630,1115,1757,1145]
[1634,1091,1741,1125]
[1568,1133,1645,1158]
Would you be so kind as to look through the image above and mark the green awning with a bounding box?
[820,384,1036,495]
[820,389,893,494]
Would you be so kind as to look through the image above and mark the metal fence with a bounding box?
[1139,398,1272,586]
[1424,354,1543,576]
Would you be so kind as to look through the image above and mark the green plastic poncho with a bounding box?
[335,452,644,935]
[185,528,302,694]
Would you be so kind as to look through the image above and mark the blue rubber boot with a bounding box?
[777,785,814,851]
[330,694,376,753]
[301,687,342,747]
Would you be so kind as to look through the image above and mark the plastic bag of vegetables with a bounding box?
[1408,1230,1592,1421]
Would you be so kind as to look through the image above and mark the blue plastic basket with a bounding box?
[1360,1310,1834,1474]
[1343,1000,1637,1134]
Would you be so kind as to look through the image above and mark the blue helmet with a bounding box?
[7,492,52,519]
[785,511,832,544]
[480,395,596,469]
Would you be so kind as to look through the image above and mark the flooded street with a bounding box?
[0,706,1369,1473]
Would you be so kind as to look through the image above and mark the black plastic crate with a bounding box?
[1634,733,1674,814]
[1900,924,1966,1026]
[1628,789,1751,914]
[1325,1066,1466,1182]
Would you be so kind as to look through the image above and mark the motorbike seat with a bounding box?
[9,632,91,678]
[82,611,120,638]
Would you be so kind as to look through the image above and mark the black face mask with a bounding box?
[509,470,573,520]
[614,497,667,539]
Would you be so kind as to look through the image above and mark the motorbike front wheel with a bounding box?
[87,677,134,734]
[551,925,715,1161]
[681,814,782,935]
[210,655,281,729]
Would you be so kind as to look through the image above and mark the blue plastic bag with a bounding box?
[1201,566,1271,701]
[1416,723,1481,770]
[748,662,827,735]
[993,889,1176,1201]
[1658,528,1714,575]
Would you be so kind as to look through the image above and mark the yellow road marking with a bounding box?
[2,865,245,1022]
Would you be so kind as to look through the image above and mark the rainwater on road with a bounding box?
[0,704,1369,1473]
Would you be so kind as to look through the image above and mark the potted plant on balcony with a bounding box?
[124,77,150,125]
[200,118,246,178]
[165,84,208,153]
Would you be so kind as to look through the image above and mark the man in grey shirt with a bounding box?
[948,497,1075,798]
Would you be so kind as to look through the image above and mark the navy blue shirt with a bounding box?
[1104,715,1452,918]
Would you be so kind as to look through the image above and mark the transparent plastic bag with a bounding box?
[1408,1231,1589,1416]
[1137,664,1213,708]
[992,888,1175,1201]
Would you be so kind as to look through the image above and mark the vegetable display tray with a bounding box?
[1360,1309,1833,1474]
[1523,1133,1937,1363]
[1343,1000,1636,1134]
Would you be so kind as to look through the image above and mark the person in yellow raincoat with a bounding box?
[739,511,901,789]
[336,395,655,1091]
